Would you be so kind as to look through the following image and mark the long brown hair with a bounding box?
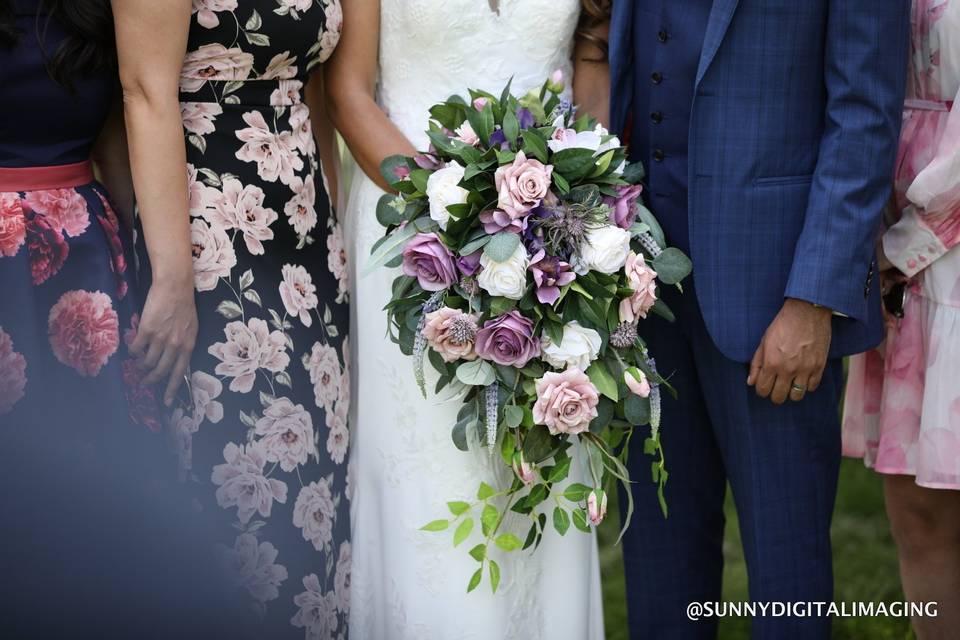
[577,0,611,61]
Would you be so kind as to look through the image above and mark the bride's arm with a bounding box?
[324,0,416,193]
[573,14,611,127]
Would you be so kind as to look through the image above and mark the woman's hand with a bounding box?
[131,274,198,407]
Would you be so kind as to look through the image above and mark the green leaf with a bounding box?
[489,560,501,593]
[643,436,658,456]
[421,519,450,532]
[503,109,520,145]
[551,147,599,182]
[456,359,496,387]
[481,504,499,536]
[375,194,405,226]
[467,567,483,593]
[459,234,491,256]
[586,362,619,402]
[636,203,666,249]
[494,533,523,551]
[572,508,591,532]
[563,483,593,502]
[624,393,651,426]
[650,300,676,323]
[453,517,474,547]
[447,501,471,516]
[364,222,419,276]
[553,506,571,535]
[652,247,693,285]
[522,425,557,464]
[244,9,262,31]
[504,405,524,428]
[548,456,572,483]
[483,232,521,262]
[477,481,496,500]
[468,544,486,562]
[522,128,549,163]
[589,396,616,433]
[489,296,517,316]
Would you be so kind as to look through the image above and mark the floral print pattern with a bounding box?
[843,0,960,490]
[141,2,348,636]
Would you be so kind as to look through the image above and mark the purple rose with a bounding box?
[479,209,528,235]
[401,232,458,292]
[457,250,482,276]
[604,184,644,229]
[475,310,540,368]
[529,249,575,305]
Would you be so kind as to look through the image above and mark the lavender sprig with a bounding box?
[638,231,663,259]
[485,382,499,452]
[413,291,446,397]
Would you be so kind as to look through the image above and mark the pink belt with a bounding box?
[0,160,94,192]
[904,98,954,112]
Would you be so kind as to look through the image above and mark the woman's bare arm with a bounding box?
[112,0,197,406]
[304,72,339,206]
[573,20,611,127]
[92,91,135,227]
[324,0,415,193]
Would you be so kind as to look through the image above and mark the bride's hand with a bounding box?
[131,273,198,407]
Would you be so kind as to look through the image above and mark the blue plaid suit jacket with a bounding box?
[610,0,911,362]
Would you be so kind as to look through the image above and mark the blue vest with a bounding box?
[630,1,712,254]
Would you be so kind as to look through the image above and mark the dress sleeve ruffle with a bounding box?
[884,86,960,277]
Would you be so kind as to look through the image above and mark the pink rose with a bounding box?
[215,533,288,605]
[302,341,342,412]
[293,479,336,552]
[190,218,236,292]
[180,44,255,93]
[26,212,69,284]
[181,101,223,136]
[326,403,349,465]
[0,328,27,415]
[624,368,651,398]
[48,290,120,377]
[192,0,237,29]
[532,367,599,436]
[475,310,540,368]
[279,263,319,327]
[208,317,290,393]
[235,110,304,186]
[495,151,553,219]
[619,252,658,322]
[212,441,288,524]
[0,194,26,257]
[24,188,90,238]
[187,164,219,215]
[422,307,479,363]
[255,397,316,472]
[333,542,351,613]
[587,489,608,525]
[326,222,348,303]
[206,178,278,255]
[270,79,304,107]
[292,574,339,638]
[285,175,318,237]
[401,232,458,292]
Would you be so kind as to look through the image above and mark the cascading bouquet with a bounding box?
[366,73,692,593]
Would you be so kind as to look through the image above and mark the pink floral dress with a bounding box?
[135,1,350,637]
[843,0,960,490]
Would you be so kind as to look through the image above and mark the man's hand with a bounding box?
[747,299,833,405]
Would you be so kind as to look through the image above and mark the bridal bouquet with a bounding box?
[367,73,691,593]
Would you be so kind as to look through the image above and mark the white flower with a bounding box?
[580,225,631,275]
[477,244,529,300]
[547,115,603,153]
[425,162,468,230]
[540,321,602,371]
[454,121,480,146]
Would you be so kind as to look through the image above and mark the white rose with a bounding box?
[425,162,468,230]
[477,244,529,300]
[541,321,602,371]
[580,225,632,275]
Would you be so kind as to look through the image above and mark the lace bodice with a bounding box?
[379,0,581,148]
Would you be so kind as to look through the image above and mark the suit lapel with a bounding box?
[696,0,741,86]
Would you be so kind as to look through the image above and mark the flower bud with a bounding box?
[587,489,608,526]
[473,97,489,111]
[512,452,536,486]
[547,69,566,94]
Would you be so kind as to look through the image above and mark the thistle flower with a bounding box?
[609,322,639,349]
[535,197,610,258]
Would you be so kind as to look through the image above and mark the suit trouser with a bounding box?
[621,283,843,640]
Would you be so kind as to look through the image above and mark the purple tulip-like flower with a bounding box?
[457,251,482,276]
[488,128,511,151]
[529,249,576,305]
[517,108,535,130]
[475,310,540,368]
[603,184,644,229]
[414,153,442,171]
[479,209,528,235]
[401,232,458,292]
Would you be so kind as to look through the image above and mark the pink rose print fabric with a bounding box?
[843,0,960,490]
[133,2,348,635]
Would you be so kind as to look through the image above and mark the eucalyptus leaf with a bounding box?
[624,393,651,426]
[504,405,523,428]
[363,223,418,276]
[456,360,496,387]
[652,247,693,285]
[483,232,521,262]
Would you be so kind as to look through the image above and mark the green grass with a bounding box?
[599,459,912,639]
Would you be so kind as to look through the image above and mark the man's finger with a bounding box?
[788,377,808,403]
[754,365,777,398]
[770,374,793,405]
[807,367,825,393]
[747,343,764,386]
[143,347,176,386]
[164,352,191,407]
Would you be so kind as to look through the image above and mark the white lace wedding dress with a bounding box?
[340,1,605,638]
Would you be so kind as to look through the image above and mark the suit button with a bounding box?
[653,149,665,162]
[652,71,663,85]
[651,111,663,124]
[658,29,669,43]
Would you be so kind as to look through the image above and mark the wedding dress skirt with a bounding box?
[341,1,604,637]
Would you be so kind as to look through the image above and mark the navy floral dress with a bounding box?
[0,1,148,436]
[142,2,350,637]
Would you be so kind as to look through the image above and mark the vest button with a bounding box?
[651,71,663,85]
[653,149,665,162]
[658,29,669,43]
[651,111,663,124]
